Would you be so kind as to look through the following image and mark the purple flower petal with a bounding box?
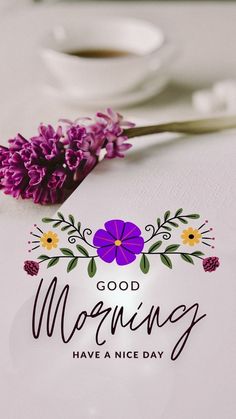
[104,219,125,240]
[122,236,144,254]
[97,244,116,263]
[116,246,136,266]
[93,229,115,247]
[65,149,83,171]
[121,222,142,241]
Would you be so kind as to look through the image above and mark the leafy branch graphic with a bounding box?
[139,209,204,273]
[38,213,97,277]
[42,212,96,249]
[144,208,200,243]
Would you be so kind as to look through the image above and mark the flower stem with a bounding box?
[142,251,203,260]
[38,255,98,263]
[124,115,236,139]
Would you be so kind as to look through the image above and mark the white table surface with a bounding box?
[0,2,236,419]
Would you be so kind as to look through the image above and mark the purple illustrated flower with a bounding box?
[24,260,39,276]
[93,219,144,266]
[0,109,135,204]
[203,256,220,272]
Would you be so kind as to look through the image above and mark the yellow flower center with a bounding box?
[115,240,122,246]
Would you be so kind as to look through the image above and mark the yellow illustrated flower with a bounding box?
[181,227,202,246]
[40,231,59,250]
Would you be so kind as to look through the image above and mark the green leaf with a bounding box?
[162,225,172,231]
[88,257,97,278]
[69,214,75,225]
[68,229,77,235]
[168,221,179,228]
[57,212,64,221]
[160,254,172,269]
[157,218,161,228]
[165,244,180,252]
[191,251,205,257]
[175,208,183,217]
[140,254,150,274]
[61,225,70,231]
[60,248,74,257]
[185,214,200,219]
[53,221,61,228]
[178,217,188,224]
[76,244,89,257]
[42,217,53,223]
[47,257,59,268]
[181,254,194,264]
[38,254,50,261]
[148,241,162,253]
[67,257,78,273]
[67,230,77,236]
[164,210,170,221]
[77,222,81,231]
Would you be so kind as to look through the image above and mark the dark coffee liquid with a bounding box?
[65,48,136,59]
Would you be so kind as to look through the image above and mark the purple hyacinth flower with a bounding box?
[93,219,144,266]
[0,109,135,204]
[105,136,132,159]
[28,165,46,186]
[65,149,84,171]
[8,134,28,151]
[66,125,86,148]
[32,124,63,160]
[47,169,67,189]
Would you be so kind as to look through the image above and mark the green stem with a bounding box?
[125,115,236,139]
[39,254,98,263]
[142,251,203,260]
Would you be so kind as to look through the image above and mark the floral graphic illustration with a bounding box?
[24,208,220,278]
[93,220,144,265]
[40,231,59,250]
[24,260,39,276]
[181,227,202,246]
[202,257,220,272]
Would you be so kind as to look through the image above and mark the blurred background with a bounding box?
[1,0,236,140]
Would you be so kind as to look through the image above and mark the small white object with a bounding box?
[213,80,236,111]
[213,79,236,100]
[192,89,225,114]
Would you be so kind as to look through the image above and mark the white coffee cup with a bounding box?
[41,17,171,99]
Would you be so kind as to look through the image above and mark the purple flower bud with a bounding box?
[8,134,28,151]
[67,125,86,144]
[24,260,39,276]
[203,256,220,272]
[28,165,46,186]
[105,136,132,159]
[47,169,67,189]
[65,149,84,171]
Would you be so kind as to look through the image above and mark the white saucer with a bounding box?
[45,73,168,108]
